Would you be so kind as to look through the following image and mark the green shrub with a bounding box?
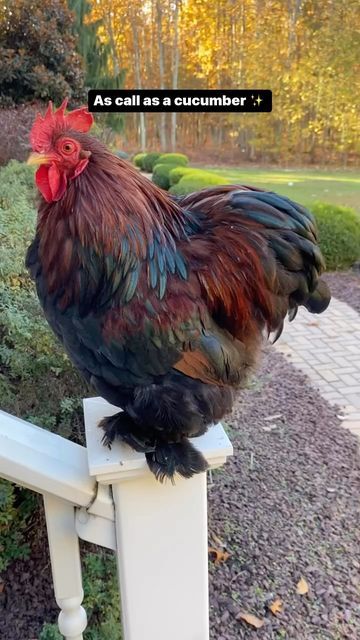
[142,152,162,172]
[157,153,188,167]
[0,161,36,280]
[133,152,147,168]
[169,166,194,186]
[311,202,360,270]
[81,551,121,639]
[0,160,88,581]
[39,623,62,640]
[152,163,179,190]
[169,171,229,196]
[0,0,85,107]
[115,150,129,160]
[0,479,35,572]
[39,551,121,639]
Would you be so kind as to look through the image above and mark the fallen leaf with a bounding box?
[236,611,265,628]
[264,413,282,421]
[296,577,309,595]
[269,598,283,615]
[307,321,319,326]
[263,423,278,432]
[0,583,4,593]
[208,547,230,564]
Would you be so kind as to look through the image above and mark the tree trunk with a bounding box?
[156,0,167,151]
[171,0,180,151]
[130,7,147,151]
[106,13,121,78]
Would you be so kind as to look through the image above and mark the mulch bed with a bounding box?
[323,270,360,314]
[1,272,360,639]
[208,348,360,640]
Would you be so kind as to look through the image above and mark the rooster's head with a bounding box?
[28,99,94,203]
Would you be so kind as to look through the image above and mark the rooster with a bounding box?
[26,101,330,481]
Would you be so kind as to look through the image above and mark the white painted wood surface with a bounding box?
[44,494,87,640]
[84,396,233,481]
[0,410,95,508]
[84,396,233,640]
[0,400,233,640]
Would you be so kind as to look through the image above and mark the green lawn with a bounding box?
[201,166,360,212]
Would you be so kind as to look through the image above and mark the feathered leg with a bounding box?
[98,372,233,481]
[99,412,155,453]
[99,411,208,481]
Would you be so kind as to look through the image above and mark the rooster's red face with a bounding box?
[28,99,94,203]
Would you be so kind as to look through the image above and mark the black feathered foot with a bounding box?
[99,412,155,453]
[145,438,208,483]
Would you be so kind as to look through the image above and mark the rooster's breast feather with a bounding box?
[26,219,247,391]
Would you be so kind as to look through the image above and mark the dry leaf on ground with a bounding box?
[208,547,230,564]
[296,576,309,595]
[263,423,278,432]
[236,611,265,628]
[269,598,283,615]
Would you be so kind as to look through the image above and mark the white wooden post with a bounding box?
[83,397,233,640]
[0,410,115,639]
[43,494,87,640]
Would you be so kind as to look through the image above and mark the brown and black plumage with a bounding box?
[26,101,331,481]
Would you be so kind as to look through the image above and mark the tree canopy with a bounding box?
[88,0,360,164]
[0,0,85,106]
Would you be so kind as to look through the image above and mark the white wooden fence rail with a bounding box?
[0,397,233,640]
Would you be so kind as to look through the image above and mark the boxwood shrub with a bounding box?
[311,202,360,270]
[152,163,179,190]
[157,153,189,167]
[169,166,194,185]
[115,150,129,160]
[169,170,228,195]
[142,152,162,172]
[133,152,147,169]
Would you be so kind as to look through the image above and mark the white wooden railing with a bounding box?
[0,397,232,640]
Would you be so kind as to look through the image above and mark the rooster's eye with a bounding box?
[62,141,75,154]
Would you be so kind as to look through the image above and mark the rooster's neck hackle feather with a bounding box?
[37,135,185,251]
[36,136,188,302]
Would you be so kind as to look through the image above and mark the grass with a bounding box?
[201,166,360,212]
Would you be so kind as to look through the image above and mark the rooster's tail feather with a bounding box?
[304,278,331,314]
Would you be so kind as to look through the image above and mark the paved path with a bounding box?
[276,298,360,438]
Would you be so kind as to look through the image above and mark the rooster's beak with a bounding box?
[27,152,53,166]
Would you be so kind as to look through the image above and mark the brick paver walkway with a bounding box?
[276,298,360,438]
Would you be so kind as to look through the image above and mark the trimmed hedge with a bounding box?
[142,152,162,172]
[157,153,189,167]
[311,202,360,270]
[133,152,147,168]
[169,170,228,195]
[152,163,179,190]
[169,166,194,185]
[115,150,129,160]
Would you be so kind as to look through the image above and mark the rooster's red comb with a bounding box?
[30,99,94,152]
